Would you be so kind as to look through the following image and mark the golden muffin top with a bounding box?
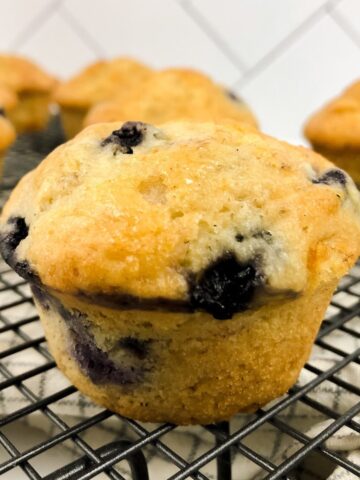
[1,121,359,318]
[54,57,152,109]
[84,68,257,128]
[304,79,360,150]
[0,54,57,93]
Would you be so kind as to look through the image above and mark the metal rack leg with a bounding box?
[216,422,232,480]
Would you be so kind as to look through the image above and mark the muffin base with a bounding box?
[59,106,87,138]
[35,279,336,425]
[7,92,51,133]
[312,146,360,185]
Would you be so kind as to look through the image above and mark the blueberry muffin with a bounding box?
[304,80,360,184]
[0,110,16,180]
[0,54,57,133]
[54,58,152,138]
[1,121,359,425]
[84,68,257,128]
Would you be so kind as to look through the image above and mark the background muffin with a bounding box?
[304,80,360,184]
[0,84,18,117]
[0,54,57,133]
[84,68,257,128]
[0,112,16,180]
[54,57,152,138]
[1,120,359,424]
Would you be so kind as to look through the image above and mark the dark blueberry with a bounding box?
[189,253,260,320]
[72,334,140,385]
[117,337,151,360]
[313,169,347,186]
[58,306,144,385]
[115,121,146,147]
[0,107,6,117]
[14,260,39,282]
[31,284,51,310]
[0,217,36,280]
[101,121,147,154]
[101,134,133,154]
[253,230,273,243]
[236,231,272,244]
[0,217,28,261]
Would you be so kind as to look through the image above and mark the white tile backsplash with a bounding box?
[0,0,55,48]
[62,0,241,84]
[238,13,360,143]
[333,0,360,41]
[17,10,99,78]
[189,0,328,69]
[0,0,359,143]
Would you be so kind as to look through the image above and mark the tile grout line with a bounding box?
[235,0,344,90]
[329,7,360,51]
[9,0,63,50]
[59,4,106,58]
[177,0,247,75]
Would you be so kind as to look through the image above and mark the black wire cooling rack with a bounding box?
[0,123,359,479]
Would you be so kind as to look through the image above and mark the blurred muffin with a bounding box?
[304,80,360,184]
[1,120,359,424]
[0,84,18,116]
[54,58,152,138]
[0,112,16,180]
[84,68,257,128]
[0,54,57,133]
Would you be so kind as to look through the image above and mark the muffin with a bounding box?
[0,84,18,116]
[0,54,57,133]
[1,121,359,425]
[304,80,360,184]
[54,58,152,138]
[84,68,257,128]
[0,111,16,180]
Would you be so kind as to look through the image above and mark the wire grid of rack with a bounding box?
[0,123,359,479]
